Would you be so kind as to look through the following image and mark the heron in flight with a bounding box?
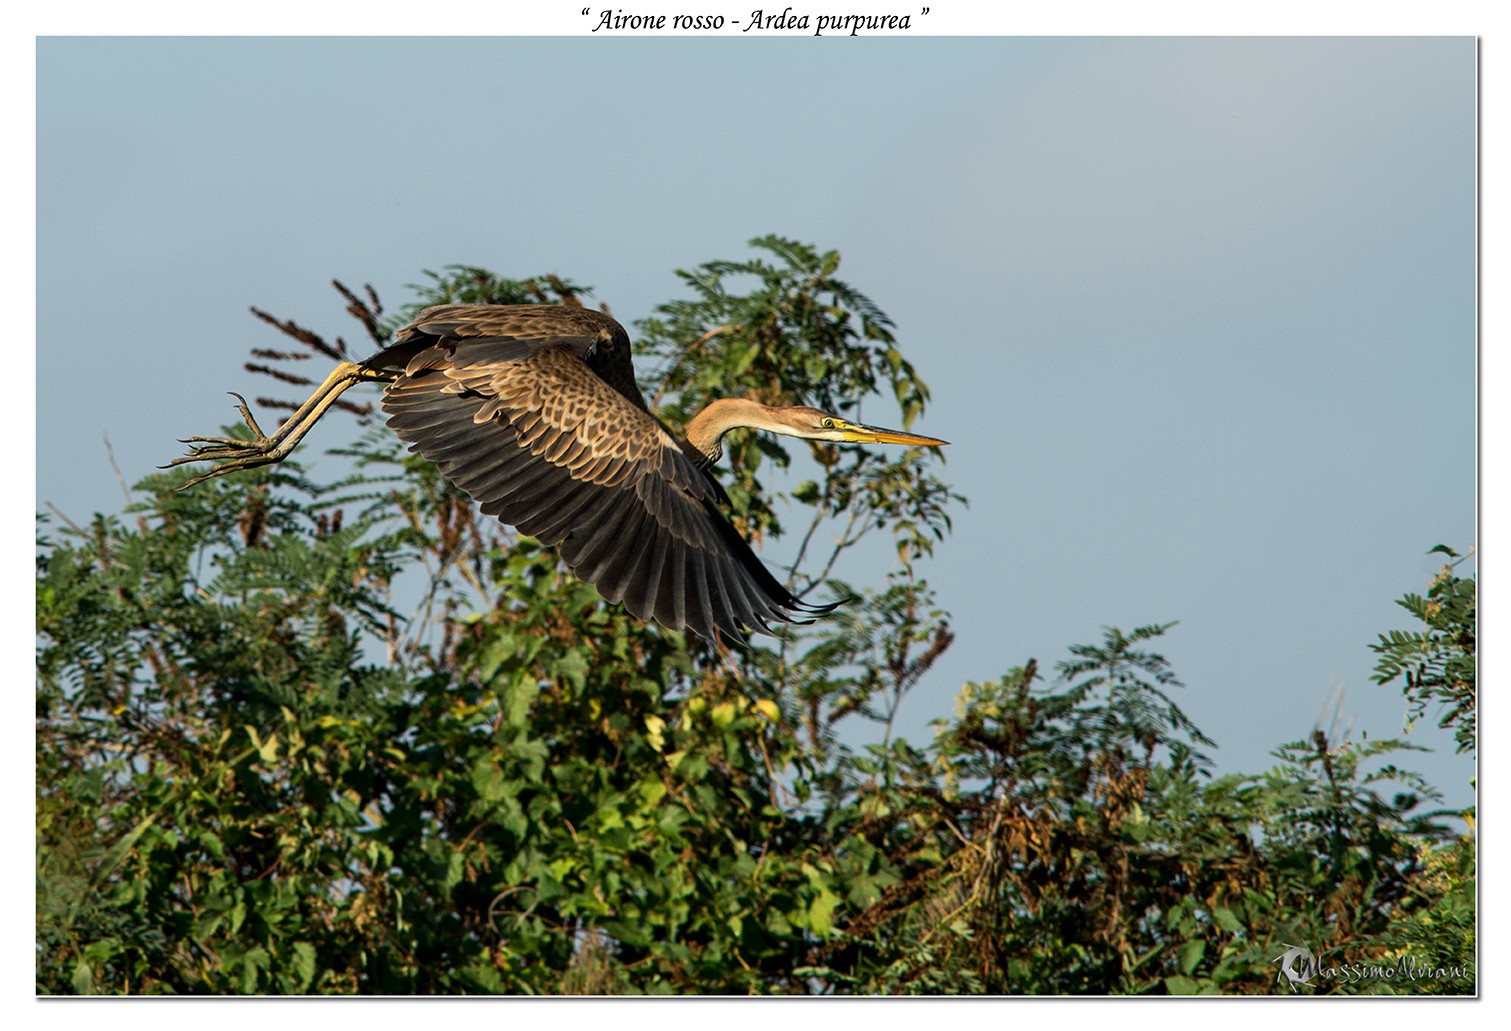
[169,304,947,639]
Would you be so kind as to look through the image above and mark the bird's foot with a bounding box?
[163,392,288,489]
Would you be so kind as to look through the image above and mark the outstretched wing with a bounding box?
[380,304,836,639]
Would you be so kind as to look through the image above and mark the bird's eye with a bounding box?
[821,418,836,429]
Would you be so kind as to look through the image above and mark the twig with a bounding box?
[43,500,85,535]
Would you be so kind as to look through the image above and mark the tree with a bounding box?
[1357,546,1477,993]
[36,239,1472,995]
[1371,545,1476,756]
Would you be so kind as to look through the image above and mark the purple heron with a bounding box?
[169,304,947,639]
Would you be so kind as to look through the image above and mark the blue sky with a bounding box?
[35,34,1476,810]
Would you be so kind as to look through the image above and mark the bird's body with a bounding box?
[170,304,947,639]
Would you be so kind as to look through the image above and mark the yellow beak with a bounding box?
[836,422,950,447]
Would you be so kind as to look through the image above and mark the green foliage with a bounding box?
[800,634,1465,996]
[36,240,1473,995]
[1354,545,1477,993]
[1371,545,1477,755]
[1360,834,1475,995]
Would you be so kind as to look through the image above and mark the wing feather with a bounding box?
[630,516,670,622]
[598,508,657,605]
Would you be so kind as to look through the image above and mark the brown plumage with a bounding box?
[169,304,948,639]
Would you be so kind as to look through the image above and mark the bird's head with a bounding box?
[765,405,950,448]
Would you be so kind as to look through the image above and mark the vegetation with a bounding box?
[36,238,1474,994]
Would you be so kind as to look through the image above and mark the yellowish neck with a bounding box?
[686,397,787,462]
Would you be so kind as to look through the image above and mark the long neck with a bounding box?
[685,397,783,464]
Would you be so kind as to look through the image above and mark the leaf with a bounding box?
[1179,939,1205,975]
[1213,907,1244,934]
[470,756,509,802]
[71,959,94,996]
[637,777,667,807]
[239,946,267,994]
[240,724,282,764]
[809,888,840,936]
[291,942,317,992]
[644,714,666,752]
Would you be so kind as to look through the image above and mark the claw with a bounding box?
[227,392,267,439]
[167,360,373,491]
[178,434,259,448]
[165,394,279,488]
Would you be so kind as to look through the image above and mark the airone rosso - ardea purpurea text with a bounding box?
[169,304,948,640]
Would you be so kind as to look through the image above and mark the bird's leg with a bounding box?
[164,361,387,489]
